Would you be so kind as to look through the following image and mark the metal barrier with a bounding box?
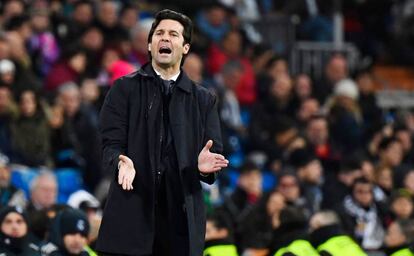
[290,41,360,80]
[253,14,296,55]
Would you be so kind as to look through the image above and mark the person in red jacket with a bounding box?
[206,30,256,106]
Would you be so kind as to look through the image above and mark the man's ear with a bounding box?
[148,43,151,52]
[183,43,190,55]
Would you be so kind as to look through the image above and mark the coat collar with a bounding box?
[137,62,192,93]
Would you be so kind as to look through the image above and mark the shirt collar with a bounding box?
[153,68,180,82]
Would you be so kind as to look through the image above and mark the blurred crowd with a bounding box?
[0,0,413,255]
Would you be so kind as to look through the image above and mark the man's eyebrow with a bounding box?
[155,28,180,34]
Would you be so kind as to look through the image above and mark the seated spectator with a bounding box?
[80,26,104,77]
[384,219,414,256]
[269,207,319,256]
[29,6,60,78]
[355,69,383,143]
[377,137,404,172]
[195,4,230,43]
[394,123,414,166]
[0,153,26,208]
[335,177,386,250]
[237,190,286,253]
[10,89,52,167]
[42,208,93,256]
[255,56,289,101]
[67,189,102,250]
[304,114,341,172]
[214,60,246,155]
[276,171,310,217]
[373,165,393,202]
[325,78,363,154]
[288,148,323,214]
[204,210,238,256]
[322,157,362,209]
[0,206,41,255]
[309,210,367,256]
[183,53,204,84]
[128,18,153,68]
[295,97,320,130]
[26,171,59,242]
[52,82,102,191]
[314,54,348,105]
[221,161,262,224]
[45,46,86,91]
[388,189,414,222]
[293,73,313,102]
[95,0,123,45]
[206,30,256,106]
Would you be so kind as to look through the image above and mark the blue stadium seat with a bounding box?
[10,168,38,198]
[262,171,277,192]
[55,168,84,203]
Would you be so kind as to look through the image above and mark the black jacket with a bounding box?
[96,63,222,255]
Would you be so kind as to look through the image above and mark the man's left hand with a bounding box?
[198,140,229,174]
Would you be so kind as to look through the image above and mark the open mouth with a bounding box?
[159,46,172,54]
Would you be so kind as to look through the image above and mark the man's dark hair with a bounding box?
[207,209,233,236]
[148,9,193,45]
[147,9,193,66]
[74,0,94,9]
[4,14,29,31]
[351,177,372,192]
[239,161,259,175]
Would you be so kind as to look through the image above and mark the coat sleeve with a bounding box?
[99,78,129,177]
[198,91,223,184]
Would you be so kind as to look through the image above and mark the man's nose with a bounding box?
[160,35,170,41]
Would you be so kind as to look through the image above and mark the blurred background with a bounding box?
[0,0,414,255]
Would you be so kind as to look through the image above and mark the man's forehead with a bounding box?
[155,19,184,33]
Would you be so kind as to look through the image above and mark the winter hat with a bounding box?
[67,190,100,210]
[0,59,15,74]
[334,79,359,100]
[59,209,89,237]
[0,206,27,225]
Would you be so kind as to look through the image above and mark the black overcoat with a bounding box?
[96,63,222,256]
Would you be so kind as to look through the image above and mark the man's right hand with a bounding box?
[118,155,136,190]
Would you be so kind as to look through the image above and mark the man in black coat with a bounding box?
[96,9,228,256]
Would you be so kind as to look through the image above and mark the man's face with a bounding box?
[63,233,87,254]
[148,19,189,70]
[73,3,93,25]
[385,222,406,248]
[278,176,300,202]
[392,197,413,219]
[353,183,373,208]
[306,119,328,145]
[1,212,27,238]
[238,170,262,197]
[60,88,81,117]
[31,177,57,209]
[301,160,323,184]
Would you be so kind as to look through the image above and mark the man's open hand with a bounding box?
[118,155,136,190]
[198,140,229,174]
